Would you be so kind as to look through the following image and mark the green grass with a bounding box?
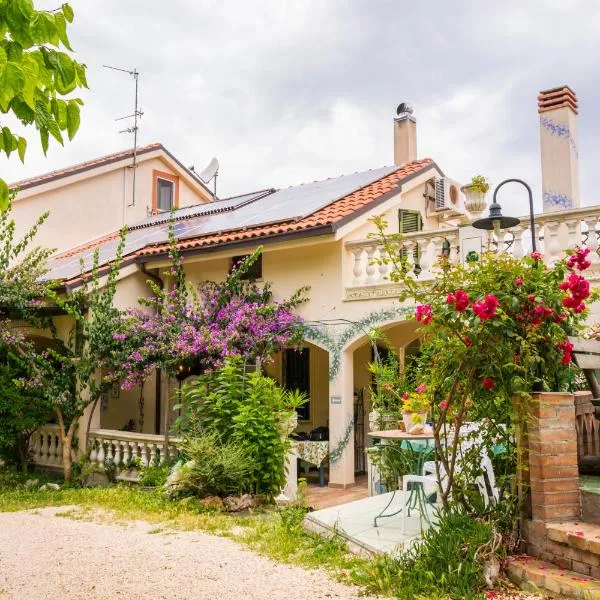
[0,469,536,599]
[0,469,393,595]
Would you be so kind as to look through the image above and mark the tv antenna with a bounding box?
[195,157,219,197]
[103,65,143,207]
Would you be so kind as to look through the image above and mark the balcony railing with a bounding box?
[29,425,182,481]
[88,429,182,480]
[345,205,600,300]
[30,424,63,468]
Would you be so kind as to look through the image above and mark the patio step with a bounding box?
[507,555,600,598]
[546,521,600,555]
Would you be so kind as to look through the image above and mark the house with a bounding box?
[24,85,600,490]
[10,143,214,254]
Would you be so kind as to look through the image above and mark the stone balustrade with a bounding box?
[346,228,460,297]
[29,424,63,468]
[88,429,182,480]
[345,205,600,300]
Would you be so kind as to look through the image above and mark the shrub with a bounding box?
[178,357,297,497]
[392,509,496,599]
[0,360,51,470]
[165,431,253,499]
[138,463,172,488]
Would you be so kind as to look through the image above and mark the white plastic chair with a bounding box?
[400,424,499,534]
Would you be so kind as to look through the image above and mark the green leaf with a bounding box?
[57,99,67,130]
[17,136,26,162]
[19,53,39,109]
[0,179,9,212]
[75,62,88,88]
[66,99,80,140]
[31,12,59,46]
[47,118,63,145]
[39,127,49,155]
[0,60,25,111]
[2,127,17,157]
[62,3,74,23]
[53,12,72,51]
[34,98,50,128]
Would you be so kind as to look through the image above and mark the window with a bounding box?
[152,170,179,212]
[157,178,174,211]
[230,254,263,280]
[398,209,423,234]
[284,348,310,420]
[399,209,423,269]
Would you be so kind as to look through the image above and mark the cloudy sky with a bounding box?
[2,1,599,216]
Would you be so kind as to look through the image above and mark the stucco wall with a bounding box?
[11,156,209,256]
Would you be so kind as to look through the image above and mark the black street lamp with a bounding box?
[472,178,537,252]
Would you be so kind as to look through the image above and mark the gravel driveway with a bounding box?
[0,507,380,600]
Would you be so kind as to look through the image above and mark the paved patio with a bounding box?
[306,475,368,509]
[305,490,438,556]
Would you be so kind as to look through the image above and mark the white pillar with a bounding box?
[328,349,355,487]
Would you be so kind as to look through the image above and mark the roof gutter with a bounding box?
[136,223,335,263]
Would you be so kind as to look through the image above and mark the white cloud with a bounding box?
[1,0,598,217]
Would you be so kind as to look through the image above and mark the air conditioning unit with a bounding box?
[434,177,466,216]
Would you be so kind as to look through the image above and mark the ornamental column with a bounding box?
[328,348,355,487]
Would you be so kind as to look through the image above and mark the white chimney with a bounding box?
[394,103,417,165]
[538,86,579,212]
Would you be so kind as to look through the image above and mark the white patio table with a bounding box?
[368,429,435,527]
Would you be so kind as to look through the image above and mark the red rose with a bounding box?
[482,377,495,390]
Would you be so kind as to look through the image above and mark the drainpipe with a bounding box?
[141,263,164,435]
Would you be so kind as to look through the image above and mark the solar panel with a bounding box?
[45,165,400,281]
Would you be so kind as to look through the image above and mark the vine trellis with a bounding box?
[304,305,414,381]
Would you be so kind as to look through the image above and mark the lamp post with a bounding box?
[472,179,537,252]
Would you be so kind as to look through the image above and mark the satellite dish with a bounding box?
[198,157,219,183]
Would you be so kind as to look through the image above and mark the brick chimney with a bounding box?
[538,86,579,212]
[394,103,417,165]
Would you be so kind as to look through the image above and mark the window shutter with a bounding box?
[399,210,422,234]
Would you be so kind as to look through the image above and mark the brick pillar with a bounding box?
[526,392,581,522]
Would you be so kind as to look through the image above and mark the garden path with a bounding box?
[0,506,380,600]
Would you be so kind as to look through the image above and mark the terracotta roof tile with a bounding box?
[54,231,122,260]
[138,158,433,257]
[53,158,436,285]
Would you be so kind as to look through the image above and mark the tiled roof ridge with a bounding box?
[11,143,164,190]
[137,158,433,258]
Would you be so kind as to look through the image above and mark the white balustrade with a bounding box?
[346,227,460,289]
[345,205,600,299]
[29,424,63,468]
[87,429,182,481]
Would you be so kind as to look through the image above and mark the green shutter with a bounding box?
[399,210,423,234]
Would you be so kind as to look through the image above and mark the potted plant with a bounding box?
[461,175,490,219]
[401,384,429,432]
[278,389,309,438]
[368,353,402,431]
